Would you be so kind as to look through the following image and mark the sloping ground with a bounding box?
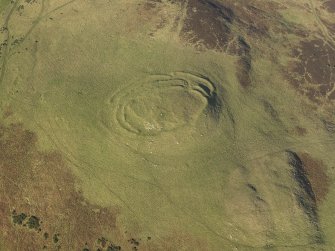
[0,0,334,250]
[0,123,124,251]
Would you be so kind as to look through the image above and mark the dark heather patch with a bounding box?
[298,153,330,203]
[324,0,335,13]
[0,122,125,250]
[286,150,324,243]
[229,2,287,39]
[181,0,234,51]
[269,150,329,246]
[180,0,254,87]
[236,55,252,87]
[321,18,335,37]
[287,151,316,202]
[289,39,335,102]
[262,100,280,121]
[177,1,291,88]
[227,36,253,87]
[180,0,285,48]
[235,36,251,56]
[237,5,269,38]
[1,114,213,251]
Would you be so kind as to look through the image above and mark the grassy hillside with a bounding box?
[0,0,334,250]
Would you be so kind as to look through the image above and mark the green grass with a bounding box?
[0,0,334,250]
[0,0,10,13]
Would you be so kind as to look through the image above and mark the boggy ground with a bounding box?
[0,0,335,250]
